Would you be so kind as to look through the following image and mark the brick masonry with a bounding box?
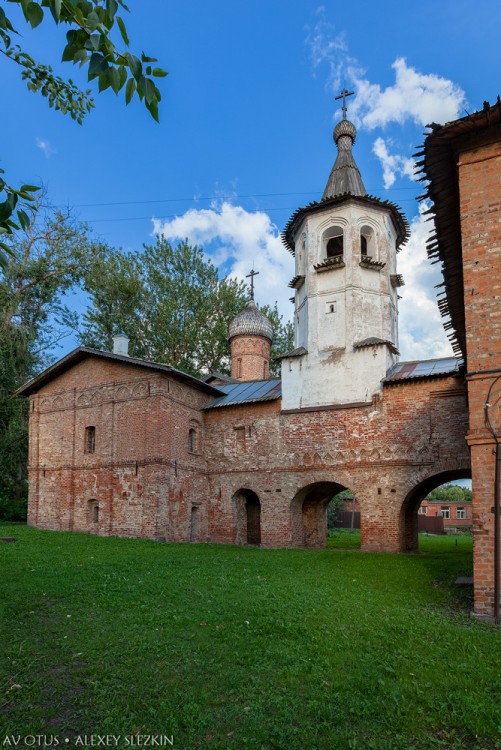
[26,355,470,565]
[458,132,501,617]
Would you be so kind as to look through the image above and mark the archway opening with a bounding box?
[401,469,471,552]
[291,481,359,549]
[327,488,361,549]
[233,488,261,546]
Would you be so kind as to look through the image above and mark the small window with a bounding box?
[456,507,466,519]
[89,500,99,523]
[235,426,246,453]
[361,235,368,256]
[84,426,96,454]
[440,506,450,520]
[326,301,336,314]
[418,505,427,515]
[188,428,197,454]
[237,358,242,378]
[263,360,268,378]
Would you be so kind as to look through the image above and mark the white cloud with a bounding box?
[397,207,453,361]
[36,137,55,158]
[153,201,454,362]
[304,8,358,91]
[350,58,466,130]
[372,137,416,189]
[152,202,295,317]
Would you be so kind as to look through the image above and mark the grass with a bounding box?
[0,526,500,750]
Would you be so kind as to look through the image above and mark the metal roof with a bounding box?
[384,357,463,383]
[204,378,281,409]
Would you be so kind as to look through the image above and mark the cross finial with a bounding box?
[246,269,259,300]
[334,87,354,120]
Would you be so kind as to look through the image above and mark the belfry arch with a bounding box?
[291,481,358,549]
[400,468,472,552]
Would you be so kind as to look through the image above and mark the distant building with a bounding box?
[418,498,472,529]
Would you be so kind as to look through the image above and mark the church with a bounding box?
[17,98,501,623]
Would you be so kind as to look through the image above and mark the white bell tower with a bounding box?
[280,93,408,410]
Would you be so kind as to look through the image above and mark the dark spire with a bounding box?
[322,90,366,200]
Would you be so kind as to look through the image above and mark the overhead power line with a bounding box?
[73,185,421,210]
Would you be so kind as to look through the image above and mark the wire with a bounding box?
[71,185,421,209]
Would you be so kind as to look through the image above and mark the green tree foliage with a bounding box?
[0,201,92,518]
[259,303,294,376]
[427,482,472,503]
[79,237,294,377]
[0,0,166,266]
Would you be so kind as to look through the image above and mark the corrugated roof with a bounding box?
[384,357,463,383]
[204,379,281,409]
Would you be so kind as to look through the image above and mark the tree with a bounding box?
[0,200,94,517]
[79,237,295,377]
[259,303,294,376]
[428,483,472,503]
[0,0,166,266]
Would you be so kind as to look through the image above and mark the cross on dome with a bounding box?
[246,268,259,300]
[334,88,354,120]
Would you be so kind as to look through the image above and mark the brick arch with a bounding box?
[290,479,358,549]
[400,465,472,552]
[232,488,261,546]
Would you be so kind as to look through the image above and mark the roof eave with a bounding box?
[15,346,223,397]
[281,194,409,255]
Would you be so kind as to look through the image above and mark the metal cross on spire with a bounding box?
[335,87,354,120]
[246,269,259,300]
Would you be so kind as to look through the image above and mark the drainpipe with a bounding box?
[494,443,501,624]
[484,378,501,624]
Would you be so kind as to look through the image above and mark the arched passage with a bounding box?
[232,488,261,546]
[291,481,357,549]
[401,468,471,552]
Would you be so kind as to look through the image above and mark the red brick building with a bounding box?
[421,99,501,621]
[418,498,473,529]
[17,100,501,621]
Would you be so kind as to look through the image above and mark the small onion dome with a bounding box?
[334,118,357,144]
[229,300,273,341]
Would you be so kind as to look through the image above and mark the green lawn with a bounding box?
[1,526,500,750]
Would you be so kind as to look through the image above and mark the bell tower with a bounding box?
[280,93,409,410]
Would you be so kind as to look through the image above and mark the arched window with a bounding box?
[323,226,344,259]
[84,426,96,454]
[326,236,343,258]
[188,428,197,454]
[360,225,375,258]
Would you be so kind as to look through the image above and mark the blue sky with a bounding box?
[2,0,501,362]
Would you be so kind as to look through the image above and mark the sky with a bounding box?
[2,0,501,363]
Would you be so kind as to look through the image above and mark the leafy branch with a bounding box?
[0,0,167,264]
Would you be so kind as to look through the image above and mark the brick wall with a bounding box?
[27,357,470,597]
[28,357,209,541]
[458,132,501,617]
[203,374,469,552]
[230,334,271,381]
